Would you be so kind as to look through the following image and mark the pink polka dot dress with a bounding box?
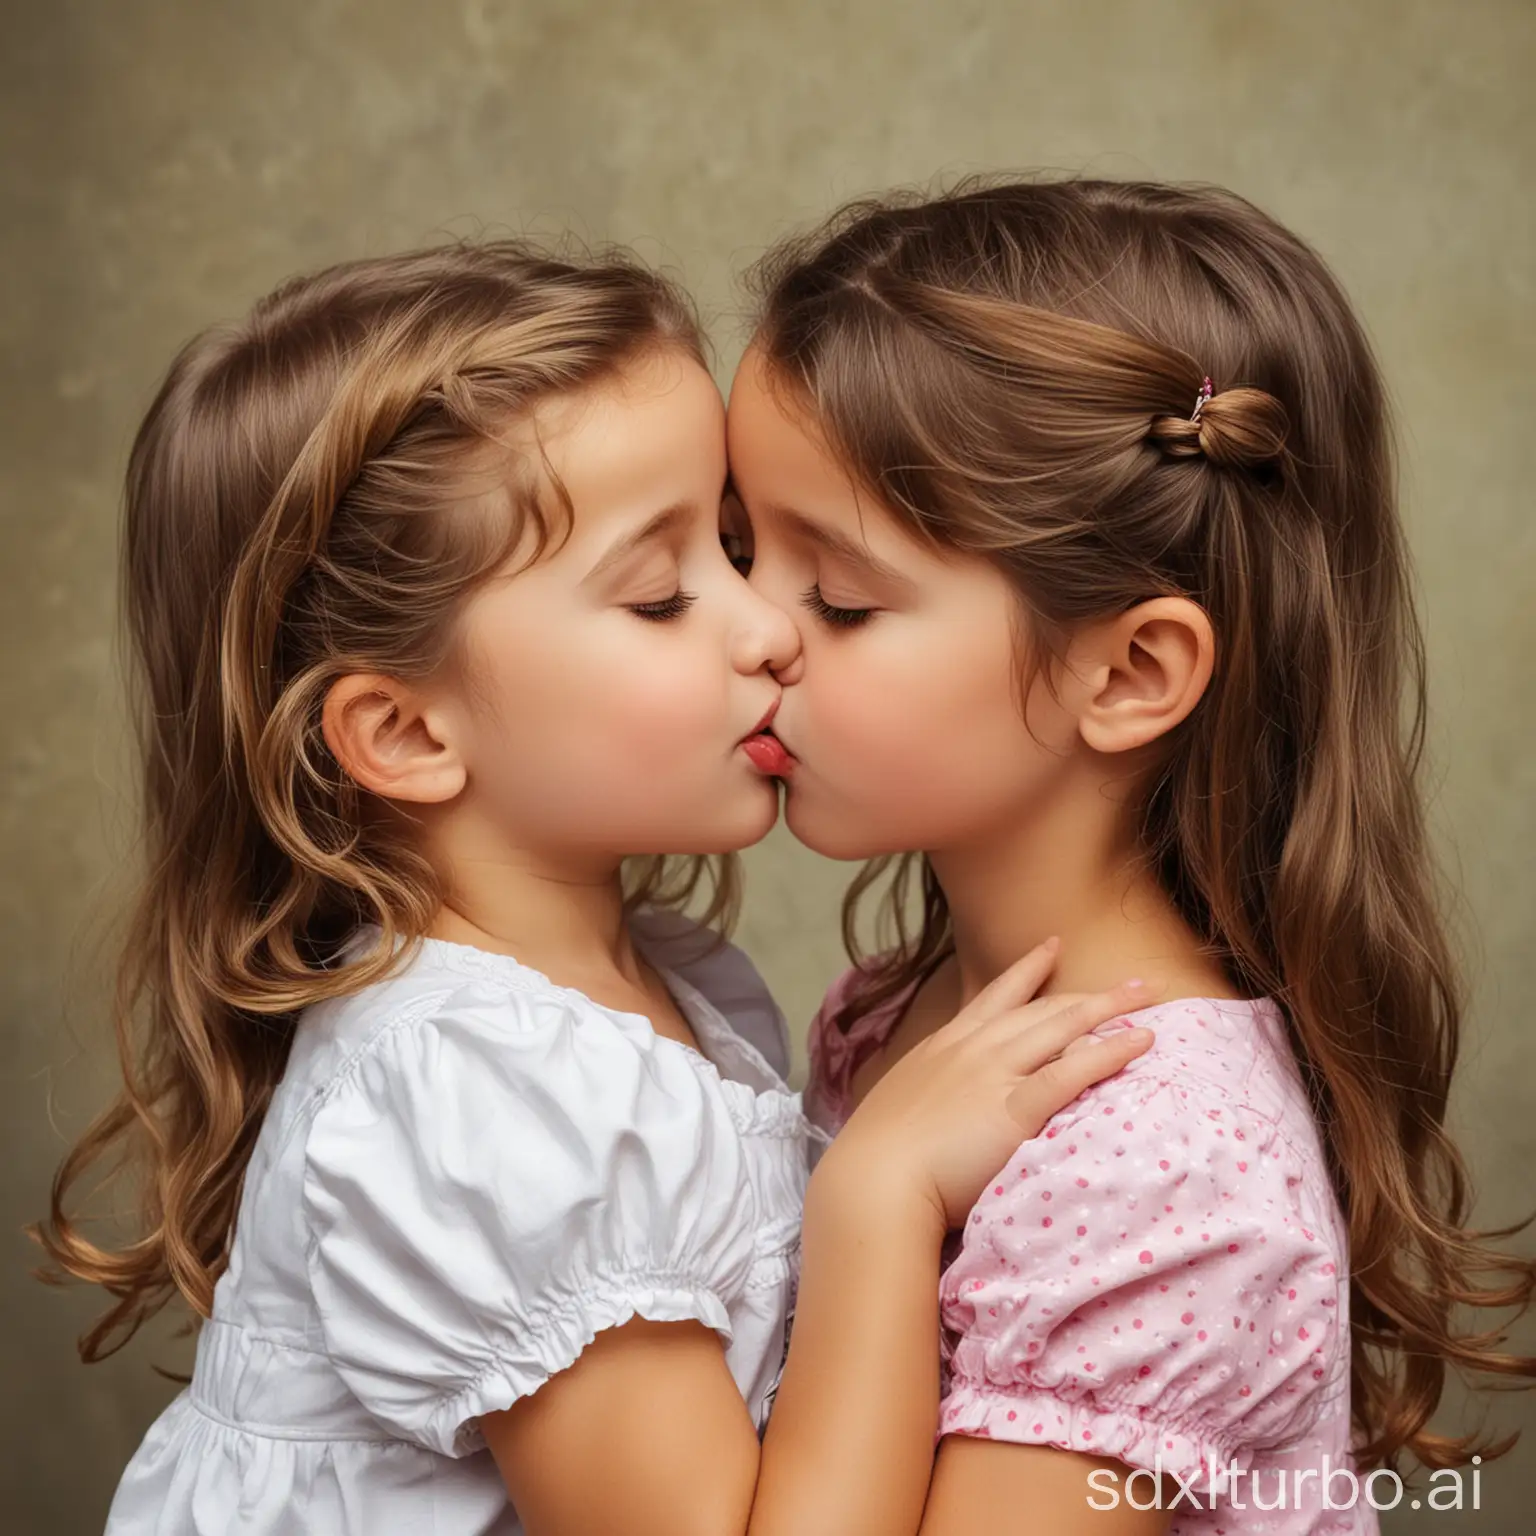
[808,970,1378,1535]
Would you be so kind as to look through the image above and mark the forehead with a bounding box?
[727,346,931,566]
[531,349,726,539]
[726,347,841,497]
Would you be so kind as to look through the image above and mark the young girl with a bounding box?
[35,238,1153,1535]
[727,178,1536,1533]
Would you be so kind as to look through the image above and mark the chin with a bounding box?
[646,780,781,854]
[782,793,889,862]
[723,790,782,850]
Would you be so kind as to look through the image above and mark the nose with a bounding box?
[731,580,802,682]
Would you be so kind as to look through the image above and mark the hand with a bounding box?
[818,940,1154,1233]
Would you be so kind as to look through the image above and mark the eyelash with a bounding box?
[628,591,698,622]
[801,584,875,629]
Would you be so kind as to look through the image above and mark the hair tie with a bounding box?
[1191,376,1214,422]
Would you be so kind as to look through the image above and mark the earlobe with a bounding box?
[1073,598,1215,756]
[321,674,467,805]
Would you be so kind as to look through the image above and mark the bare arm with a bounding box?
[744,974,1154,1536]
[479,1180,946,1536]
[744,1156,950,1533]
[482,1320,758,1536]
[919,1439,1175,1536]
[481,951,1154,1536]
[482,1252,1174,1536]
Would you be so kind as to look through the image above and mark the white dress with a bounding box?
[105,909,820,1535]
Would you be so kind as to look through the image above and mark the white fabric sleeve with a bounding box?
[302,980,756,1456]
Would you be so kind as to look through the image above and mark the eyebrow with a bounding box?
[584,502,693,584]
[768,504,915,591]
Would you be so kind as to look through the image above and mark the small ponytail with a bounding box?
[1149,383,1290,472]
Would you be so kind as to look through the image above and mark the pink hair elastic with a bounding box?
[1191,376,1215,421]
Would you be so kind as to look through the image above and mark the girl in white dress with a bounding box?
[37,241,1151,1535]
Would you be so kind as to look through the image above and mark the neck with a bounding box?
[930,768,1233,1009]
[419,801,640,988]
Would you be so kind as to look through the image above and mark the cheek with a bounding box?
[809,616,1023,761]
[489,632,728,779]
[456,609,771,849]
[582,645,730,764]
[787,620,1059,853]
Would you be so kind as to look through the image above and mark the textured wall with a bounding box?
[3,1,1531,1530]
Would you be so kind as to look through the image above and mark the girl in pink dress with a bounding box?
[727,178,1536,1534]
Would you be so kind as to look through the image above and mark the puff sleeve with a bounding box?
[302,980,757,1457]
[937,1069,1348,1479]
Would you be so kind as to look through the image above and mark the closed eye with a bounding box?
[629,591,697,622]
[801,584,875,629]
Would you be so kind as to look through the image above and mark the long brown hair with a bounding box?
[749,177,1535,1470]
[34,239,735,1362]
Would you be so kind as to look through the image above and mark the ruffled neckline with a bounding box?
[814,974,1286,1135]
[348,919,827,1144]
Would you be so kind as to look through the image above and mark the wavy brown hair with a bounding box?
[749,177,1535,1471]
[34,239,736,1362]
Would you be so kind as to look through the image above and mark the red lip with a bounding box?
[740,697,795,778]
[742,732,795,777]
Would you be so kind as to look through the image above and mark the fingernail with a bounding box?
[1044,935,1061,950]
[1129,1027,1154,1040]
[1124,977,1145,990]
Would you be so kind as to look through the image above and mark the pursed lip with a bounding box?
[742,698,779,742]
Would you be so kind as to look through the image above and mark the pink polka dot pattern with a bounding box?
[808,980,1373,1535]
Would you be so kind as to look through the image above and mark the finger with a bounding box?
[1059,1031,1104,1058]
[1004,1027,1155,1126]
[1001,980,1153,1070]
[967,992,1090,1054]
[957,937,1061,1027]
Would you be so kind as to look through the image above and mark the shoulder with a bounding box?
[630,906,790,1079]
[296,937,762,1456]
[298,935,761,1312]
[937,998,1349,1472]
[1021,995,1329,1158]
[952,1037,1340,1295]
[959,997,1342,1261]
[296,942,612,1099]
[298,936,747,1185]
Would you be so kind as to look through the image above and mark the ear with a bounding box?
[321,673,467,804]
[1062,597,1215,755]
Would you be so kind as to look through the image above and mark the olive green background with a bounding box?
[3,1,1532,1530]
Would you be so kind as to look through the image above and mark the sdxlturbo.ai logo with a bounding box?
[1086,1455,1483,1515]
